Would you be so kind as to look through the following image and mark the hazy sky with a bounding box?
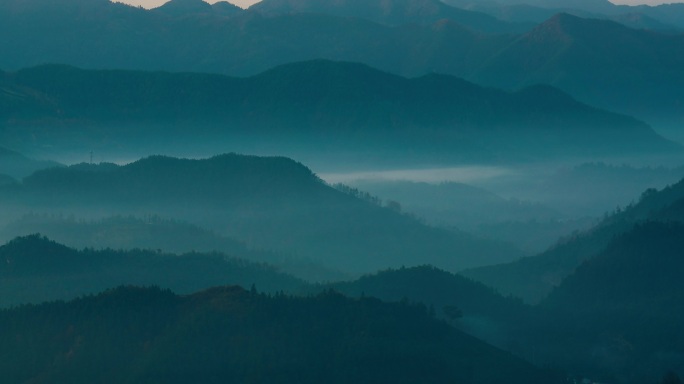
[117,0,684,9]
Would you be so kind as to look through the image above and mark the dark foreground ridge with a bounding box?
[0,284,563,384]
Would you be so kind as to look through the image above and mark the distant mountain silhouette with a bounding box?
[0,154,522,275]
[153,0,243,17]
[446,0,684,29]
[0,234,304,307]
[153,0,215,15]
[2,61,676,163]
[472,13,684,123]
[1,0,683,126]
[212,1,243,15]
[0,284,562,384]
[250,0,530,32]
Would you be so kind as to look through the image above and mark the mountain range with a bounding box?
[1,0,683,130]
[1,61,676,164]
[0,284,562,384]
[0,153,522,276]
[248,0,531,32]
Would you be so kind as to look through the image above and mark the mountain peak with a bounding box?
[154,0,214,15]
[212,1,243,15]
[534,12,635,40]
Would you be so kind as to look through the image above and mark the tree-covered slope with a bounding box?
[462,175,684,303]
[0,234,305,307]
[0,214,346,282]
[535,222,684,383]
[0,285,562,384]
[0,154,521,275]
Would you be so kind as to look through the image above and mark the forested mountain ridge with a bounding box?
[531,222,684,382]
[0,154,522,275]
[0,284,563,384]
[1,61,676,163]
[0,234,305,307]
[463,175,684,303]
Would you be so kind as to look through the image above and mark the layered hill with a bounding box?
[250,0,530,32]
[1,61,675,163]
[0,154,522,275]
[0,285,562,384]
[0,214,346,281]
[0,234,305,307]
[2,0,684,128]
[537,222,684,382]
[472,13,684,124]
[0,0,515,76]
[463,173,684,303]
[326,265,539,350]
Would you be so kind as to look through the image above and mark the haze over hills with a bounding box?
[3,0,684,382]
[1,61,676,164]
[249,0,532,32]
[2,0,684,132]
[471,13,684,127]
[0,154,523,276]
[446,0,684,30]
[0,214,347,281]
[463,173,684,303]
[0,234,305,307]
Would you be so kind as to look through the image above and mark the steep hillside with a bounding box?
[538,222,684,382]
[463,175,684,303]
[327,266,538,348]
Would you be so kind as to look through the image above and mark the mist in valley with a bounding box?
[2,0,684,383]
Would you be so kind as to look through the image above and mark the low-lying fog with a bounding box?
[319,161,684,253]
